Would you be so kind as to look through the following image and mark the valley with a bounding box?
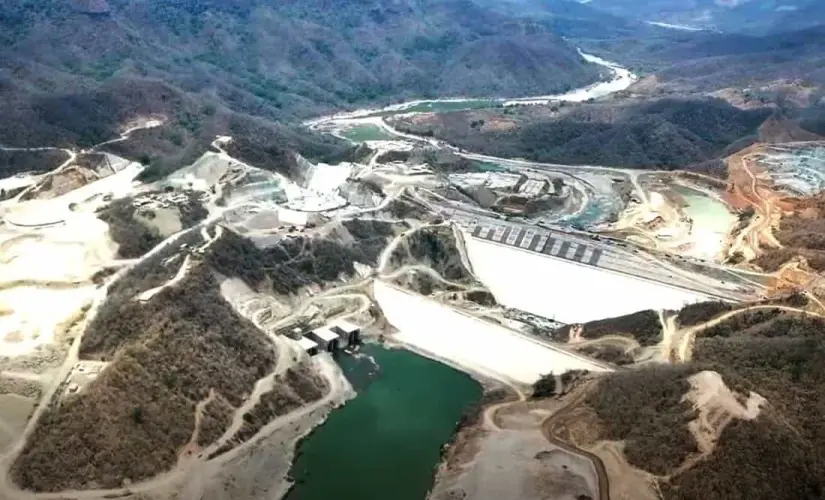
[2,2,825,500]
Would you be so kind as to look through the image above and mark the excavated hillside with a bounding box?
[10,220,387,492]
[545,301,825,500]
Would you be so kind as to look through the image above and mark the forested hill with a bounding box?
[0,0,603,148]
[580,23,825,94]
[391,98,773,172]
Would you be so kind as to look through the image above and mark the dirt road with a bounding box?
[540,380,611,500]
[671,303,825,363]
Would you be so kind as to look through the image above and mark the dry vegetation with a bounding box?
[206,220,398,293]
[675,314,825,500]
[389,226,473,283]
[12,222,373,492]
[585,365,699,475]
[755,193,825,272]
[81,229,203,359]
[0,149,68,178]
[575,343,636,365]
[575,307,825,500]
[97,192,208,259]
[676,294,809,328]
[12,265,276,492]
[210,362,330,458]
[391,98,772,171]
[675,301,735,326]
[0,376,42,399]
[555,309,661,346]
[98,199,165,259]
[198,395,235,449]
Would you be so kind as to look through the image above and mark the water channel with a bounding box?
[284,344,482,500]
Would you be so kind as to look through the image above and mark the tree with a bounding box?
[131,406,144,424]
[532,374,556,398]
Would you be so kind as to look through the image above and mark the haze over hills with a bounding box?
[472,0,642,37]
[587,0,825,33]
[578,22,825,97]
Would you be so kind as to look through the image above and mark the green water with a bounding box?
[340,125,396,142]
[475,161,507,172]
[365,99,500,118]
[400,100,498,114]
[674,185,736,235]
[285,344,482,500]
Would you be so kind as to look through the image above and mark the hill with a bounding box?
[11,217,400,492]
[0,0,602,151]
[568,303,825,500]
[471,0,642,38]
[587,0,825,33]
[581,24,825,94]
[13,263,278,492]
[755,191,825,272]
[391,97,772,170]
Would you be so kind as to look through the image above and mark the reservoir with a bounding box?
[284,344,483,500]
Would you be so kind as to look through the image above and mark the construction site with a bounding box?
[0,52,825,500]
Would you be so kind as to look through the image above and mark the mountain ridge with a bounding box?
[0,0,603,149]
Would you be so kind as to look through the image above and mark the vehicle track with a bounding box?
[672,304,825,362]
[540,380,610,500]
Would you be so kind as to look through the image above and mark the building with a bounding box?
[298,336,319,356]
[331,320,361,346]
[519,179,549,197]
[307,327,341,352]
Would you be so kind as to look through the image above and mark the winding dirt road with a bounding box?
[540,380,611,500]
[670,303,825,363]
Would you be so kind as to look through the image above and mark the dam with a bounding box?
[374,281,611,386]
[462,224,739,324]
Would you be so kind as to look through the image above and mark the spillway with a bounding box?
[464,236,711,324]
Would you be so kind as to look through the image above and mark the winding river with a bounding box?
[307,51,637,126]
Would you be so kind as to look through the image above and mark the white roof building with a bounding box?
[312,327,340,343]
[332,319,360,335]
[519,179,549,197]
[298,336,319,352]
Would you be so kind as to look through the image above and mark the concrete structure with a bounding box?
[278,207,309,227]
[307,327,341,352]
[457,220,764,323]
[298,336,319,356]
[518,179,549,197]
[465,221,755,304]
[375,281,611,385]
[451,172,522,191]
[331,319,361,346]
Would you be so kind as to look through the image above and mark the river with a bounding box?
[306,50,637,126]
[284,344,482,500]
